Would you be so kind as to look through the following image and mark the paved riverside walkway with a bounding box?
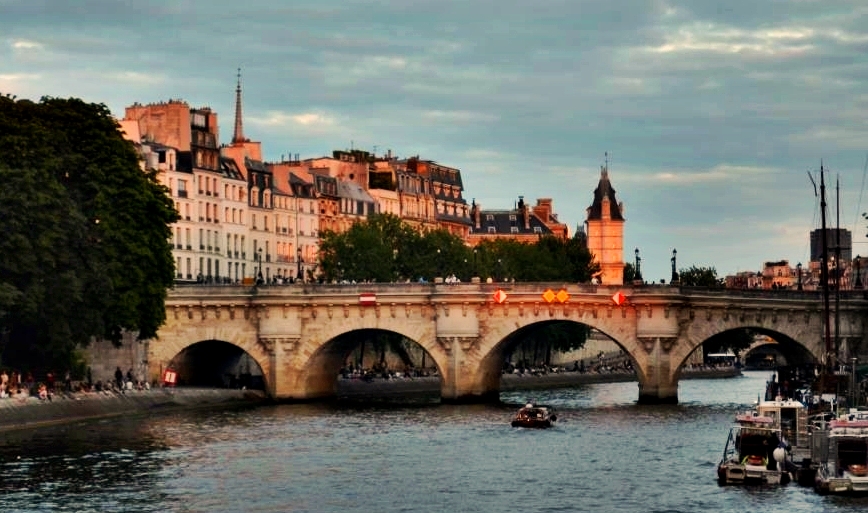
[336,367,742,398]
[0,387,266,433]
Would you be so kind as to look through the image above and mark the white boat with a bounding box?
[717,409,796,485]
[813,411,868,494]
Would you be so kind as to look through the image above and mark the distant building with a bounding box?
[761,260,794,289]
[810,228,852,263]
[585,163,625,285]
[466,196,566,245]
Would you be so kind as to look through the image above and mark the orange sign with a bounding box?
[542,289,570,303]
[493,289,508,304]
[611,291,627,306]
[163,369,177,386]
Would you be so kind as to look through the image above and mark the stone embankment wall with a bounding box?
[0,387,266,433]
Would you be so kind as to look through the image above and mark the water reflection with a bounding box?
[0,371,859,513]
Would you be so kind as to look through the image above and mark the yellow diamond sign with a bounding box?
[542,289,556,303]
[556,289,570,303]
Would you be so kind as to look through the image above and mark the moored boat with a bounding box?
[717,410,794,485]
[511,403,557,428]
[814,411,868,494]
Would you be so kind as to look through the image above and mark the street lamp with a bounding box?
[670,248,678,284]
[634,248,643,283]
[797,262,803,291]
[296,247,303,283]
[473,248,478,278]
[855,256,862,289]
[255,247,263,285]
[436,248,441,279]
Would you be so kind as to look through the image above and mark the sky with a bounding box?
[2,0,868,282]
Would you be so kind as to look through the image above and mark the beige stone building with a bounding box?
[585,164,625,285]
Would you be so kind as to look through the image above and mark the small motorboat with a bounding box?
[511,403,557,428]
[717,410,794,485]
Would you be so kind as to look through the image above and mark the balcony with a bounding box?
[227,250,233,258]
[199,245,205,250]
[178,190,188,198]
[234,251,239,259]
[214,218,219,224]
[207,246,212,251]
[185,216,191,221]
[186,245,192,250]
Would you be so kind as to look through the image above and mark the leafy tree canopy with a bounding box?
[318,214,599,283]
[0,94,179,373]
[678,265,723,287]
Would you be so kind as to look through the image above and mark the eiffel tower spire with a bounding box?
[232,67,246,144]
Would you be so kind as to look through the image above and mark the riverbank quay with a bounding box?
[0,387,267,434]
[336,366,742,398]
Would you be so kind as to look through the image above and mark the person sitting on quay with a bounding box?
[37,383,51,401]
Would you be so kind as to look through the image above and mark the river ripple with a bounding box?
[1,371,867,513]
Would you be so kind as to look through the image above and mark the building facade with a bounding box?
[585,164,625,285]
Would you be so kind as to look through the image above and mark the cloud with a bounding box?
[1,0,865,281]
[11,39,43,50]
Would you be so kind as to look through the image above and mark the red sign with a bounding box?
[163,369,177,386]
[493,289,508,304]
[359,293,377,306]
[611,291,627,306]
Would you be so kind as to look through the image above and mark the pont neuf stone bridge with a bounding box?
[150,283,868,404]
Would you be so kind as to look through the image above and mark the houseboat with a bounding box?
[813,411,868,494]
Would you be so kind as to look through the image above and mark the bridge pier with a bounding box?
[636,337,679,405]
[438,336,501,404]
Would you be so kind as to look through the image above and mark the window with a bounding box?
[533,226,542,233]
[510,227,519,233]
[509,214,516,221]
[487,227,496,233]
[486,214,494,221]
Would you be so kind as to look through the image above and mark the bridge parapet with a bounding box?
[157,283,868,404]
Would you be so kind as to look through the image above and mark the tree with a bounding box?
[0,95,179,372]
[678,265,722,287]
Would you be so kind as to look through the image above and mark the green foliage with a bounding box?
[678,265,722,287]
[0,95,179,372]
[318,215,599,283]
[623,262,636,282]
[703,328,754,356]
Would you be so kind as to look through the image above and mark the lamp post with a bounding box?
[634,248,643,283]
[436,248,441,279]
[392,248,398,282]
[670,248,678,284]
[473,248,478,278]
[296,248,303,283]
[255,247,263,285]
[796,262,803,291]
[855,256,862,289]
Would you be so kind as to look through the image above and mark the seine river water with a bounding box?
[2,371,868,513]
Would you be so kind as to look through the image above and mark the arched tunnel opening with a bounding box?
[168,340,266,390]
[499,321,635,376]
[319,329,441,399]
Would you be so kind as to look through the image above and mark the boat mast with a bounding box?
[835,176,841,365]
[819,164,833,387]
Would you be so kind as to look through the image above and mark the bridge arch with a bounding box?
[276,308,444,400]
[149,321,272,395]
[670,319,822,384]
[473,308,645,401]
